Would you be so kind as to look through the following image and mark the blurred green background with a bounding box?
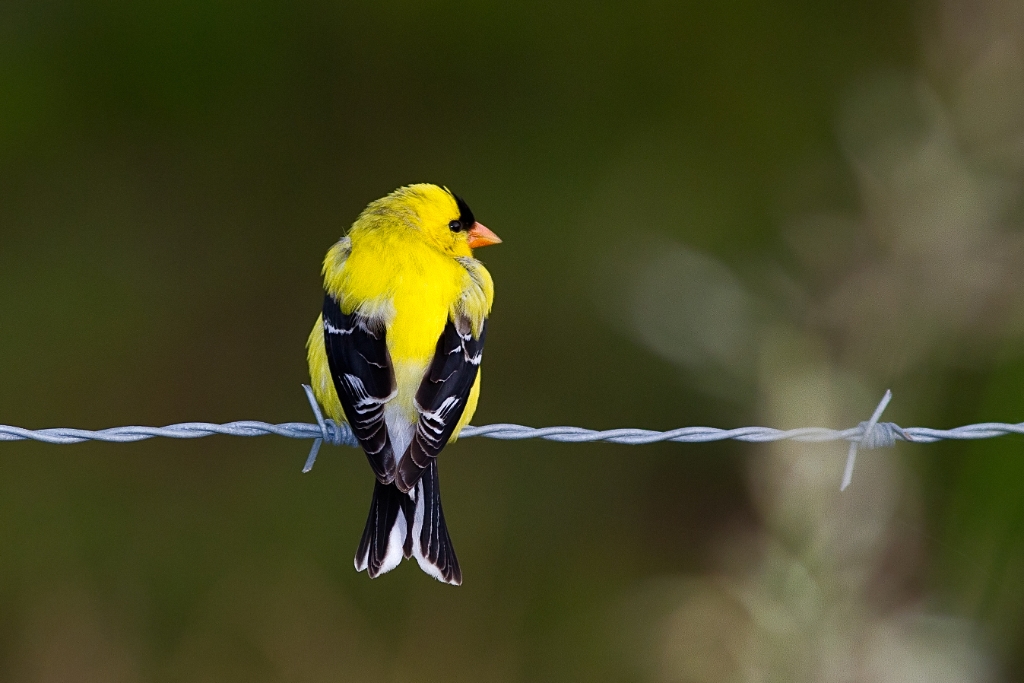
[3,0,1024,680]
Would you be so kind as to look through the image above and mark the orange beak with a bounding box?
[467,222,502,248]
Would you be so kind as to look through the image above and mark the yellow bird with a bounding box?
[306,184,501,585]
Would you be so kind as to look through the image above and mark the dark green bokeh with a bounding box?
[4,1,1021,680]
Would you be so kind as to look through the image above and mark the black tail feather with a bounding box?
[411,460,462,585]
[354,480,408,578]
[354,461,461,585]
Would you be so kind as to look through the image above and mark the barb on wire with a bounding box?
[843,390,901,491]
[0,386,1021,490]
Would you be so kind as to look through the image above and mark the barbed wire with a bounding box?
[0,387,1021,490]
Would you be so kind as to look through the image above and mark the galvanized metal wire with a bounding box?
[1,387,1020,490]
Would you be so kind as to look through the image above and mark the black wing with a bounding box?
[322,292,398,484]
[395,316,486,492]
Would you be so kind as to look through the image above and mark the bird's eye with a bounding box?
[448,220,463,232]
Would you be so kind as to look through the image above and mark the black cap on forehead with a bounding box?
[452,192,475,226]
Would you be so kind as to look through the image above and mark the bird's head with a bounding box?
[354,184,502,257]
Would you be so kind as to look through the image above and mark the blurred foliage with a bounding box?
[3,0,1024,681]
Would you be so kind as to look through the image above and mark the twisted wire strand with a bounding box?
[7,421,1022,446]
[1,388,1021,447]
[1,386,1021,489]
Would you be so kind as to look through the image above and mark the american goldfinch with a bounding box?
[306,184,500,585]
